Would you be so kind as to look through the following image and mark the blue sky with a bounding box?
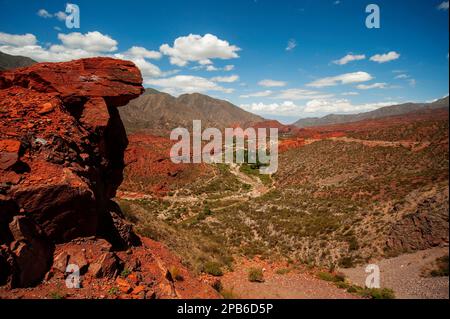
[0,0,448,123]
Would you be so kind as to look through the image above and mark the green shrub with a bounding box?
[120,268,131,278]
[275,268,291,275]
[430,255,449,277]
[317,271,345,283]
[338,256,355,268]
[248,268,264,283]
[356,287,395,299]
[203,262,224,276]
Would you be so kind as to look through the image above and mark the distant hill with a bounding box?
[0,51,36,71]
[119,88,264,135]
[293,97,449,128]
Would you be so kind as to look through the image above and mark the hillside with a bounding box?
[117,105,449,298]
[119,89,264,135]
[0,51,36,71]
[294,97,449,128]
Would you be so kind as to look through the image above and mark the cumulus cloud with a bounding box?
[37,9,67,21]
[275,88,334,100]
[307,71,373,88]
[258,79,287,87]
[54,11,67,21]
[37,9,52,18]
[241,101,302,116]
[304,99,394,113]
[286,39,297,51]
[333,54,366,65]
[370,51,400,63]
[145,75,233,95]
[211,75,239,83]
[160,34,240,66]
[437,1,449,10]
[240,90,273,98]
[121,46,162,59]
[356,82,388,90]
[0,31,167,79]
[58,31,118,52]
[0,32,37,46]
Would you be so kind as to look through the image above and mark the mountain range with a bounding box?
[119,88,264,135]
[0,51,36,71]
[293,97,449,128]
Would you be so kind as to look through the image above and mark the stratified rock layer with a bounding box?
[0,58,144,287]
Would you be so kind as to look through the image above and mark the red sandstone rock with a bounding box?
[0,58,143,288]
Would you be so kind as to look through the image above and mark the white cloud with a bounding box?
[122,46,162,59]
[240,90,273,98]
[58,31,118,52]
[370,51,400,63]
[54,11,67,21]
[275,88,334,100]
[0,32,37,46]
[356,82,388,90]
[307,71,373,88]
[0,31,166,79]
[37,9,52,18]
[333,54,366,65]
[286,39,297,51]
[394,74,409,79]
[145,75,233,95]
[211,75,239,83]
[37,9,66,21]
[241,101,302,116]
[341,92,359,96]
[113,54,162,78]
[304,99,395,113]
[160,33,240,66]
[258,79,287,87]
[437,1,449,10]
[192,64,235,72]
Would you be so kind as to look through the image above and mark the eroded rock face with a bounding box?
[0,58,144,287]
[385,192,449,255]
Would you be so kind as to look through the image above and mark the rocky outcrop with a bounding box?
[385,191,449,256]
[0,58,144,288]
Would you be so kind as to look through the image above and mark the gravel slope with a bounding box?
[341,247,449,299]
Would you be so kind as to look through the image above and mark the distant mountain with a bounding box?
[293,97,449,128]
[0,51,36,71]
[119,88,264,135]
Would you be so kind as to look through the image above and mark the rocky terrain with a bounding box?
[0,58,218,299]
[117,102,448,298]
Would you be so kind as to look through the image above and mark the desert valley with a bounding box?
[0,1,448,304]
[0,51,448,300]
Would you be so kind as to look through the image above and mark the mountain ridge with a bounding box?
[119,88,265,135]
[294,96,449,128]
[0,51,37,71]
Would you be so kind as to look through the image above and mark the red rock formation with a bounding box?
[0,58,144,288]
